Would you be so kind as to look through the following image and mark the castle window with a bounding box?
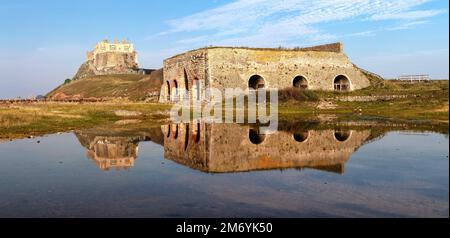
[110,45,116,50]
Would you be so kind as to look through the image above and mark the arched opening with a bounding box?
[293,76,308,89]
[173,80,179,101]
[183,69,189,91]
[293,131,309,142]
[184,124,189,151]
[334,75,350,92]
[192,78,201,101]
[334,130,351,142]
[248,75,265,90]
[166,81,171,101]
[249,128,266,145]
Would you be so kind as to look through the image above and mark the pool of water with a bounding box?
[0,122,448,217]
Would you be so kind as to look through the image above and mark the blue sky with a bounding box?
[0,0,448,98]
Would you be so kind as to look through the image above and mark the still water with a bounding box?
[0,122,448,217]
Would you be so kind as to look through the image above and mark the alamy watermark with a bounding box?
[169,87,278,134]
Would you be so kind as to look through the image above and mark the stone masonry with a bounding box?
[160,42,372,102]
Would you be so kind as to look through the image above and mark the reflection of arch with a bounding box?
[248,75,265,90]
[194,123,201,143]
[249,128,266,145]
[174,124,179,139]
[334,75,350,92]
[334,130,352,142]
[166,124,171,138]
[184,124,189,151]
[293,131,309,142]
[293,76,308,89]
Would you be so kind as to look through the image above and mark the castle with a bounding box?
[86,39,135,62]
[73,38,140,80]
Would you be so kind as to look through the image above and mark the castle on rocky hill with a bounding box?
[73,38,141,80]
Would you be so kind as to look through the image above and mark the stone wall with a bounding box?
[207,46,370,91]
[161,49,209,102]
[160,43,372,102]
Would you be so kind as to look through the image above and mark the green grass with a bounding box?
[278,80,449,123]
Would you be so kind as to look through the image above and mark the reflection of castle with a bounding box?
[74,127,163,171]
[162,123,371,174]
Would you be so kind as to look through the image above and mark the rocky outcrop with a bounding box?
[73,52,139,80]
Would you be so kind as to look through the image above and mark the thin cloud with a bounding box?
[155,0,445,47]
[371,9,447,21]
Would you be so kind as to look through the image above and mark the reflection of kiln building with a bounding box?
[162,123,371,174]
[74,128,163,171]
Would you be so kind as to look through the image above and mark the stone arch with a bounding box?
[334,75,351,92]
[248,75,265,90]
[192,78,201,100]
[165,81,171,101]
[334,130,352,142]
[293,131,309,142]
[173,80,179,100]
[183,69,189,91]
[249,128,266,145]
[293,76,308,89]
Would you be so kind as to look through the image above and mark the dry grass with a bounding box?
[46,71,163,101]
[278,88,319,102]
[0,102,171,140]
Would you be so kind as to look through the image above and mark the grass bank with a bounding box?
[1,80,448,140]
[0,102,171,140]
[277,80,449,123]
